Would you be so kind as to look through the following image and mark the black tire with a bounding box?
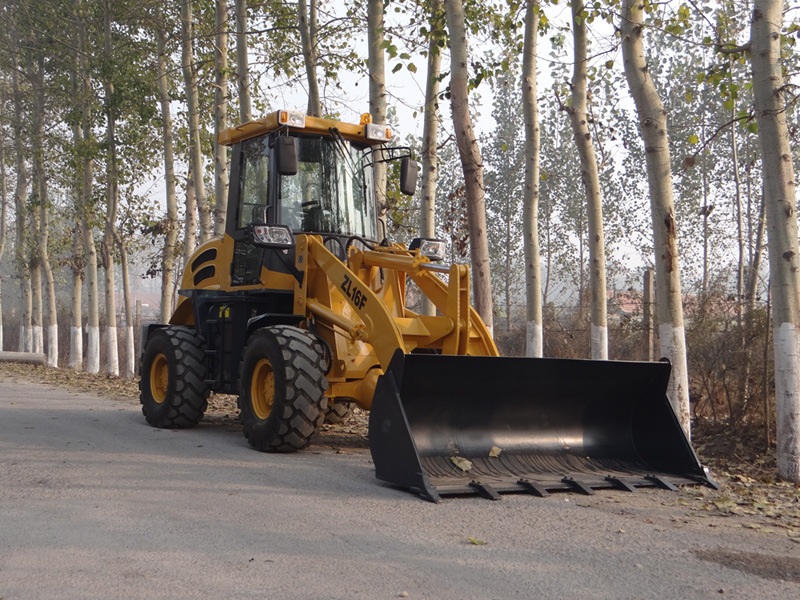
[139,326,210,428]
[323,401,353,424]
[238,326,328,452]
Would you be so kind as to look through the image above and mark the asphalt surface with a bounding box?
[1,378,798,600]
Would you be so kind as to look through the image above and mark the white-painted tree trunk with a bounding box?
[522,1,543,357]
[526,321,543,357]
[87,325,100,374]
[33,325,43,354]
[69,326,83,370]
[106,325,119,377]
[751,0,800,482]
[46,325,58,368]
[18,326,29,353]
[125,325,135,378]
[621,0,690,435]
[569,0,608,361]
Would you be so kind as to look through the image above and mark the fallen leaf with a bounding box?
[468,536,487,546]
[489,445,502,458]
[450,456,473,472]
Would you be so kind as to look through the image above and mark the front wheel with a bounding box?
[238,326,328,452]
[139,326,210,428]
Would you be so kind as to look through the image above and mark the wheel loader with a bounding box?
[139,110,717,502]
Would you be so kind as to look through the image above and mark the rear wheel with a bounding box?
[323,401,353,424]
[238,326,328,452]
[139,326,210,428]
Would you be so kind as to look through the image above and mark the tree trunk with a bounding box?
[213,0,229,235]
[156,10,180,322]
[745,194,767,316]
[183,175,198,271]
[621,0,690,434]
[181,0,212,244]
[117,235,135,377]
[31,265,43,354]
[522,0,542,355]
[69,224,84,370]
[0,122,7,350]
[444,0,494,333]
[10,62,32,353]
[298,0,321,116]
[30,59,58,368]
[77,1,100,373]
[103,0,119,376]
[568,0,607,360]
[235,0,252,122]
[368,0,388,212]
[418,0,443,317]
[750,0,800,482]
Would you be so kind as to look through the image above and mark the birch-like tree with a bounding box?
[181,0,212,245]
[444,0,493,332]
[621,0,690,433]
[368,0,388,211]
[567,0,607,360]
[154,7,180,322]
[235,0,252,123]
[213,0,229,235]
[418,0,444,316]
[299,0,321,116]
[750,0,800,482]
[522,0,542,356]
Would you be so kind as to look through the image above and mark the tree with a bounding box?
[566,0,608,360]
[154,6,180,322]
[750,0,800,482]
[418,0,444,317]
[0,79,8,351]
[213,0,229,235]
[235,0,252,122]
[298,0,321,116]
[368,0,388,211]
[522,0,543,356]
[621,0,690,433]
[444,0,493,332]
[181,0,212,245]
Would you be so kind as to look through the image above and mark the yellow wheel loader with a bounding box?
[139,110,717,502]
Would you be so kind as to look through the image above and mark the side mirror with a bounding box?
[400,157,418,196]
[275,137,298,176]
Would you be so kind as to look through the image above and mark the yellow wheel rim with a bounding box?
[251,358,275,420]
[150,352,169,404]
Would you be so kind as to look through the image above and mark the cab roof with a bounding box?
[217,110,391,147]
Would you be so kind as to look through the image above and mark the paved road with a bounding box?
[1,378,798,600]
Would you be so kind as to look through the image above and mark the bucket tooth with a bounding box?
[563,477,595,495]
[606,476,637,492]
[645,475,679,491]
[517,479,550,497]
[469,481,501,501]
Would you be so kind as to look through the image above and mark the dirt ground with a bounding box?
[1,360,799,558]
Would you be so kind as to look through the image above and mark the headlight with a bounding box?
[278,110,306,128]
[251,224,295,248]
[365,123,391,142]
[409,238,446,262]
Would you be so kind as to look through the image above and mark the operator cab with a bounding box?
[222,110,417,284]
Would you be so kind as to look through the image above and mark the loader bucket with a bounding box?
[369,350,717,502]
